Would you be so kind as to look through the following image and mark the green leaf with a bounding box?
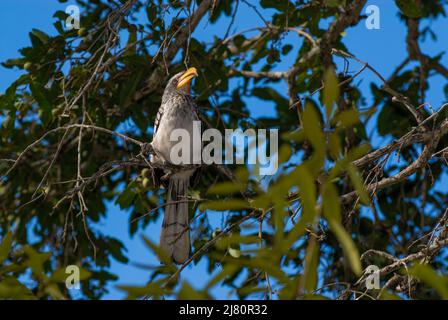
[108,238,129,263]
[30,82,51,111]
[44,283,66,300]
[347,164,370,204]
[260,0,289,11]
[31,29,50,44]
[115,181,136,209]
[0,277,35,299]
[295,166,317,216]
[0,232,13,264]
[408,263,448,299]
[332,109,360,128]
[141,236,177,271]
[3,111,16,134]
[53,10,69,20]
[205,264,239,290]
[118,278,169,299]
[395,0,423,18]
[328,132,342,159]
[323,68,339,120]
[207,181,242,195]
[124,29,137,57]
[322,182,341,221]
[235,167,250,182]
[278,143,292,164]
[23,246,52,276]
[283,166,318,248]
[1,58,25,69]
[302,103,325,173]
[302,294,330,300]
[215,235,259,250]
[178,281,208,299]
[303,103,325,153]
[327,220,362,276]
[200,199,249,211]
[378,291,403,300]
[282,44,293,55]
[321,180,361,275]
[300,238,319,293]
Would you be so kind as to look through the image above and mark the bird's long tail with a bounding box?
[160,177,190,264]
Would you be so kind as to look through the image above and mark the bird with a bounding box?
[150,67,200,264]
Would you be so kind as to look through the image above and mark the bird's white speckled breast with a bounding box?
[151,95,200,169]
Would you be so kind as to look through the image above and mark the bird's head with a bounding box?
[164,67,198,96]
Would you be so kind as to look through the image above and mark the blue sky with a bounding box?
[1,0,447,299]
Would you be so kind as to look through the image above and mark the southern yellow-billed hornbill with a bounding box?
[150,67,200,264]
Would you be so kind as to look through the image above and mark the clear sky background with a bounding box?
[1,0,447,299]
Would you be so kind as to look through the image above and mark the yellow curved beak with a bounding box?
[176,67,198,89]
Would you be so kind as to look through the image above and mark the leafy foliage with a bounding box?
[0,0,447,299]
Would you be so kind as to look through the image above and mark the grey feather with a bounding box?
[160,176,190,264]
